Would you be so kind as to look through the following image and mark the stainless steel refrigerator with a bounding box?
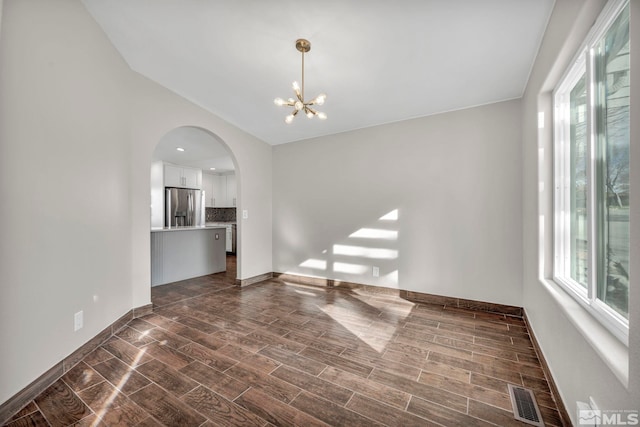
[165,188,205,227]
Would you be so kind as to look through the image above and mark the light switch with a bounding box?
[242,210,248,219]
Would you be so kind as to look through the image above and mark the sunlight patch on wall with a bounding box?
[349,228,398,240]
[383,270,399,286]
[333,244,398,260]
[379,209,398,221]
[299,259,327,270]
[333,262,369,275]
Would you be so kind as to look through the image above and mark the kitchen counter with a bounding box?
[150,226,226,286]
[206,222,236,253]
[151,225,226,233]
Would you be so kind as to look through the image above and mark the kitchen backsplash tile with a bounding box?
[206,208,236,222]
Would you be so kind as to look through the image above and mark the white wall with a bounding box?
[273,100,523,306]
[522,0,639,421]
[150,160,164,228]
[0,0,273,404]
[0,0,132,404]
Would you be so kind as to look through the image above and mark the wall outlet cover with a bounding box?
[74,310,83,331]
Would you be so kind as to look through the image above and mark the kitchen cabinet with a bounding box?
[202,173,215,207]
[164,164,182,187]
[200,173,236,207]
[164,164,201,189]
[212,175,227,207]
[226,174,237,206]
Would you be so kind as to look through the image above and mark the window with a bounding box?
[553,0,630,343]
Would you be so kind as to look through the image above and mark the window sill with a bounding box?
[539,278,629,387]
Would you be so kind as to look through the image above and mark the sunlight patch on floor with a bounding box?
[293,288,318,297]
[93,347,147,425]
[318,302,403,353]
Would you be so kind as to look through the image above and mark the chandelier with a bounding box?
[274,39,327,124]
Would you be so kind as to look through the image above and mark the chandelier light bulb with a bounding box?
[317,112,327,120]
[274,97,285,106]
[306,111,314,119]
[285,114,294,124]
[314,94,326,105]
[292,81,300,91]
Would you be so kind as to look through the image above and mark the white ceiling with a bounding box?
[82,0,555,145]
[153,126,235,173]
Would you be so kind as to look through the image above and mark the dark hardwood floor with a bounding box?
[5,255,562,426]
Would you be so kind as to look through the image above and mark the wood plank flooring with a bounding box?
[4,256,563,426]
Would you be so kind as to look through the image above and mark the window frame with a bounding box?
[552,0,630,345]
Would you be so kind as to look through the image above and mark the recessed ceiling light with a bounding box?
[176,147,185,152]
[209,167,216,170]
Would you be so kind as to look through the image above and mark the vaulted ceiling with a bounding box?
[82,0,555,145]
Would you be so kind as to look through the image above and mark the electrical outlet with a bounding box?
[242,210,249,219]
[215,233,220,240]
[74,310,83,331]
[372,266,379,277]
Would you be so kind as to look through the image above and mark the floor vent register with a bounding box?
[508,384,545,427]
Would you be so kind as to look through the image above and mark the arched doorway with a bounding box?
[149,126,240,285]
